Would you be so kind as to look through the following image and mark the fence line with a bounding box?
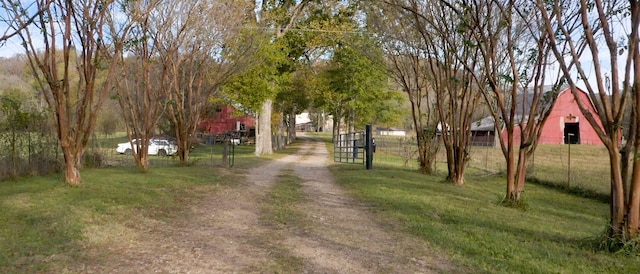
[372,135,611,195]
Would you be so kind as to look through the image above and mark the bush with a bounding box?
[83,151,104,168]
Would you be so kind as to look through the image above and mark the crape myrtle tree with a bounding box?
[448,0,566,203]
[153,0,257,163]
[366,2,441,174]
[537,0,640,246]
[383,0,485,183]
[112,0,165,172]
[0,0,135,185]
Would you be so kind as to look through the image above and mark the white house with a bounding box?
[376,127,407,136]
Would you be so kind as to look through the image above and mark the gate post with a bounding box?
[365,124,373,170]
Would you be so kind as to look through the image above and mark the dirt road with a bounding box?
[74,135,454,273]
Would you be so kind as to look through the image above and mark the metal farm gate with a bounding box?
[333,125,374,169]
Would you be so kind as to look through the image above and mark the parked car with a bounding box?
[116,139,178,156]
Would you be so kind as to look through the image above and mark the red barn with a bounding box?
[471,87,604,146]
[199,105,255,135]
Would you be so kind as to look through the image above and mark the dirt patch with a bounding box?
[69,134,455,273]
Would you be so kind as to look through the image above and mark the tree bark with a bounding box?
[505,142,517,202]
[256,99,274,156]
[628,151,640,236]
[288,111,296,144]
[61,143,81,185]
[513,146,530,200]
[608,142,626,236]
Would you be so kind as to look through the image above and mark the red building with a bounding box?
[471,87,604,146]
[199,105,255,135]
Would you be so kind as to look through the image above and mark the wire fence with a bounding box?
[87,141,245,169]
[372,135,611,196]
[0,130,612,197]
[0,135,247,181]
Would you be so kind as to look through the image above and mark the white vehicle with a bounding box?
[116,139,178,156]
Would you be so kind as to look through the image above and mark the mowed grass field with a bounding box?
[0,133,638,273]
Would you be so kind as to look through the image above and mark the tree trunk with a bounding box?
[513,147,530,199]
[445,143,455,182]
[454,146,467,185]
[177,142,190,163]
[505,146,518,202]
[608,144,626,237]
[139,154,150,172]
[62,149,81,185]
[277,112,285,150]
[332,114,342,143]
[256,99,273,156]
[416,131,429,173]
[628,154,640,237]
[417,131,436,174]
[288,111,296,144]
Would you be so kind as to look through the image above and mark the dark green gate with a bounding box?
[333,125,374,169]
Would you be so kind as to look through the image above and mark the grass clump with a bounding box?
[498,196,530,211]
[260,169,306,273]
[262,169,306,228]
[594,226,640,256]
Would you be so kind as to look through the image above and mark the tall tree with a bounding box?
[323,33,390,136]
[153,0,256,162]
[383,0,484,183]
[367,2,441,174]
[537,0,640,245]
[253,0,320,155]
[445,0,566,202]
[112,0,165,171]
[222,37,289,146]
[0,0,134,184]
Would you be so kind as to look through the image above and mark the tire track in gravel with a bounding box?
[281,135,455,273]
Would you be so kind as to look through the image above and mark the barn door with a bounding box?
[564,122,580,144]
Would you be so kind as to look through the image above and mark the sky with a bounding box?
[0,38,27,58]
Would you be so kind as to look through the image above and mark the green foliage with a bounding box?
[275,68,312,114]
[0,89,57,179]
[222,38,291,112]
[319,32,392,128]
